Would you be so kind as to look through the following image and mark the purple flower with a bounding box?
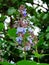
[22,9,27,17]
[27,36,33,44]
[27,36,35,46]
[25,46,31,51]
[23,28,27,34]
[16,36,23,44]
[16,27,26,34]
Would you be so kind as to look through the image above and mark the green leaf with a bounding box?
[33,51,40,58]
[33,52,44,58]
[46,26,49,32]
[17,60,49,65]
[42,14,48,20]
[7,7,16,15]
[11,0,17,3]
[46,33,49,39]
[0,15,6,22]
[0,23,4,31]
[16,9,20,15]
[17,60,36,65]
[37,37,44,46]
[0,61,15,65]
[7,28,16,37]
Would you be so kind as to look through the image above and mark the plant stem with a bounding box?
[36,45,40,63]
[24,51,26,60]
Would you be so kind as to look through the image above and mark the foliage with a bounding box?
[0,23,4,31]
[17,60,49,65]
[0,0,49,65]
[0,61,16,65]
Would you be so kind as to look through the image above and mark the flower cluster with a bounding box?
[16,5,36,51]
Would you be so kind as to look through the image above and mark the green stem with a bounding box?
[24,51,26,60]
[36,45,40,63]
